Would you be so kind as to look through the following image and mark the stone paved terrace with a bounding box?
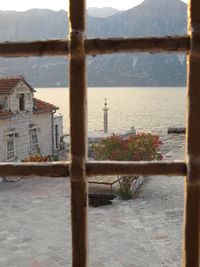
[0,134,185,267]
[0,174,184,267]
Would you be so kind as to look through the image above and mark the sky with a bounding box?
[0,0,188,12]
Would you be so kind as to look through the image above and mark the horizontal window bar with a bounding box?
[0,36,190,58]
[0,162,70,177]
[0,40,69,57]
[85,36,190,55]
[86,161,187,176]
[0,160,186,177]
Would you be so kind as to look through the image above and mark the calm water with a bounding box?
[35,87,186,135]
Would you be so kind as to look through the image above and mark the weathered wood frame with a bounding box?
[183,1,200,266]
[0,0,198,266]
[0,36,190,57]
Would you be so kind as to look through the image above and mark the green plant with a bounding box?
[53,154,59,161]
[118,187,133,200]
[117,175,137,199]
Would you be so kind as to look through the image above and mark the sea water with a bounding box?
[35,87,186,135]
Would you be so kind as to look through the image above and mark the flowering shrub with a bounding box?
[93,133,163,199]
[94,133,163,161]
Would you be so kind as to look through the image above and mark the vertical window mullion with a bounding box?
[184,0,200,266]
[68,0,88,266]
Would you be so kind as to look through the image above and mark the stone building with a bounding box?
[0,76,63,162]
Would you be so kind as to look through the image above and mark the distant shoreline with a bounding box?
[36,86,187,89]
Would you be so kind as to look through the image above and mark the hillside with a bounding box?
[87,7,121,18]
[0,0,187,87]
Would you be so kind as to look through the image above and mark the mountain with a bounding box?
[0,9,68,41]
[87,7,121,18]
[86,0,187,86]
[87,0,186,37]
[0,0,187,87]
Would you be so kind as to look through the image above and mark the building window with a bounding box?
[30,129,38,151]
[55,125,59,149]
[19,94,25,111]
[7,134,15,160]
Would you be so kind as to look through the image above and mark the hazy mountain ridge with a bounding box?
[87,0,186,37]
[87,7,121,18]
[0,0,187,87]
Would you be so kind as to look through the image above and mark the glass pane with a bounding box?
[0,176,71,266]
[86,0,187,38]
[35,86,69,160]
[0,73,70,265]
[0,70,68,162]
[87,53,186,163]
[88,174,184,266]
[87,51,186,265]
[0,7,68,42]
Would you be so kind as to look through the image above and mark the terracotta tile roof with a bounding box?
[33,98,58,112]
[0,108,12,118]
[0,75,35,94]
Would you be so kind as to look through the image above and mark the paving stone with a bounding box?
[0,137,185,267]
[4,176,22,182]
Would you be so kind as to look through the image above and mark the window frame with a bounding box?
[0,0,199,266]
[30,128,38,152]
[6,133,15,161]
[19,93,25,111]
[55,124,59,149]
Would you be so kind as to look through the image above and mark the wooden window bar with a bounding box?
[0,161,186,177]
[0,36,190,57]
[183,1,200,266]
[0,0,199,266]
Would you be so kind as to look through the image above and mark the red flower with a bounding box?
[94,133,163,162]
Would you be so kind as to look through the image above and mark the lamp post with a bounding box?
[103,98,109,133]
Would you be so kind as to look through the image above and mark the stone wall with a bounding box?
[9,81,33,113]
[11,112,33,161]
[53,115,63,151]
[33,112,53,157]
[0,81,64,162]
[0,113,33,161]
[0,95,8,110]
[0,118,12,162]
[0,111,53,162]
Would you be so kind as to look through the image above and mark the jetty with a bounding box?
[167,127,185,134]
